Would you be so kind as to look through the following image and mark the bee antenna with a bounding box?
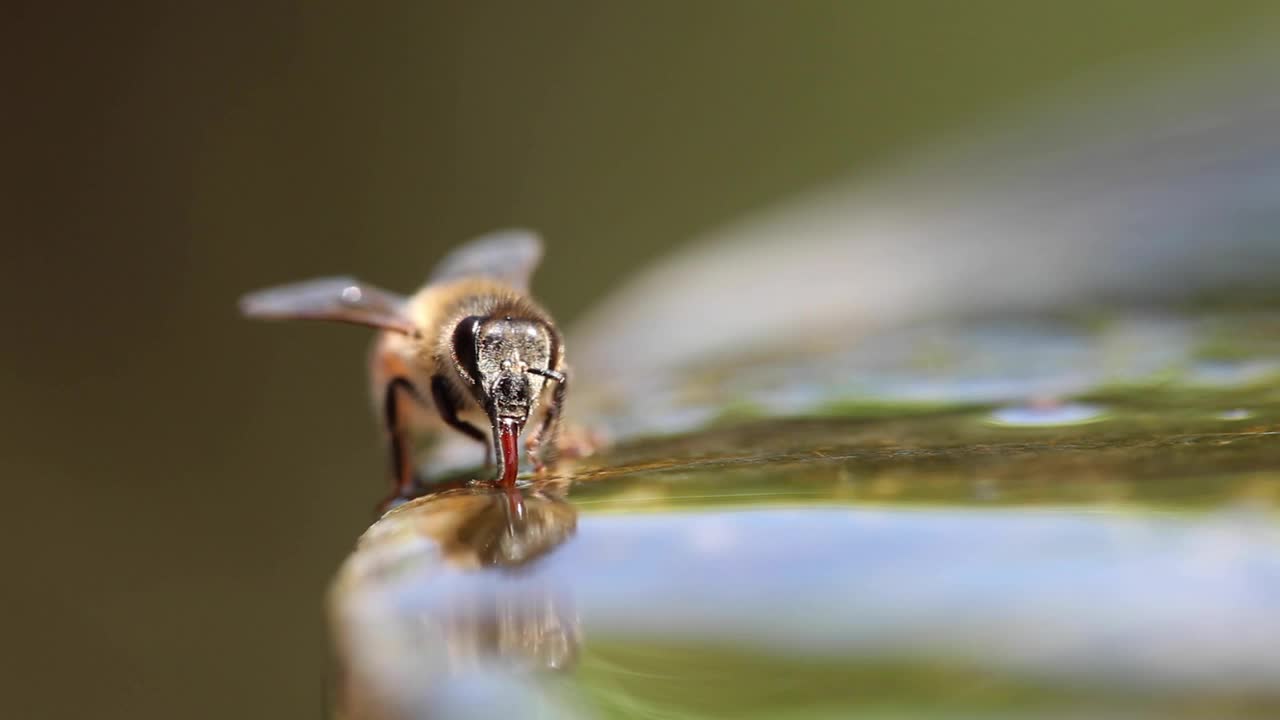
[526,367,565,384]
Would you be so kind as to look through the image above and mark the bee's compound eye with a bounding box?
[452,315,485,384]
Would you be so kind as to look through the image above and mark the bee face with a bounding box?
[452,315,553,422]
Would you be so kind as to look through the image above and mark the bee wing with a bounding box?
[428,228,544,291]
[239,277,414,334]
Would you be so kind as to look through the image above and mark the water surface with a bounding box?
[333,311,1280,719]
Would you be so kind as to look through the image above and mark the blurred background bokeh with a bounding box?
[5,2,1279,718]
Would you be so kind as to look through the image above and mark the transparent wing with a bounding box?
[239,277,413,334]
[428,229,544,291]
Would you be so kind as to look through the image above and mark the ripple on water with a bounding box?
[1186,360,1279,387]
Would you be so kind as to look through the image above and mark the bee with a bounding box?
[240,229,568,510]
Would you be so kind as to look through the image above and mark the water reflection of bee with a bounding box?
[331,484,581,716]
[240,230,567,510]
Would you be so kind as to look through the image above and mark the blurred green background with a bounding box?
[5,2,1277,718]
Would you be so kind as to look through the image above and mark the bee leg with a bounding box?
[525,422,546,473]
[525,368,568,473]
[380,377,423,512]
[430,375,489,464]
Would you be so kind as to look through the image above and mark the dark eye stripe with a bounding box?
[451,315,485,384]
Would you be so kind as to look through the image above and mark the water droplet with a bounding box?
[1217,408,1253,421]
[987,402,1107,427]
[341,286,362,303]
